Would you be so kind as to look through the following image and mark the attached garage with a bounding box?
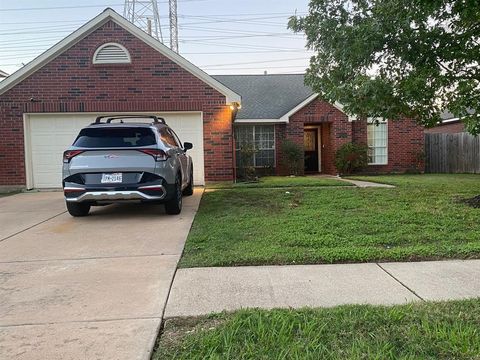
[0,9,240,189]
[24,112,205,188]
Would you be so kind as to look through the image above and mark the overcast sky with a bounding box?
[0,0,313,77]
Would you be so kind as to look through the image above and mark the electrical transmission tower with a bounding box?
[169,0,178,53]
[124,0,163,42]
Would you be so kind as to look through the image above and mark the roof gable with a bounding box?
[0,8,240,104]
[213,74,353,122]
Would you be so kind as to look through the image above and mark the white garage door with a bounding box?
[26,112,205,188]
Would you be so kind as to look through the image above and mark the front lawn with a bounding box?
[208,175,350,189]
[154,299,480,359]
[180,174,480,267]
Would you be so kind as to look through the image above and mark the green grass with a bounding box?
[207,176,351,189]
[345,174,475,187]
[153,299,480,360]
[180,174,480,267]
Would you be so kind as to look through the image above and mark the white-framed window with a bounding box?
[93,42,131,64]
[367,118,388,165]
[235,125,275,168]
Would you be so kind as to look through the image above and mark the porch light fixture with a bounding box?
[229,102,241,111]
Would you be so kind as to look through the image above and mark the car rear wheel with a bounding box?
[183,166,194,196]
[165,175,182,215]
[66,202,91,217]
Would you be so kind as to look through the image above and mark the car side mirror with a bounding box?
[183,142,193,151]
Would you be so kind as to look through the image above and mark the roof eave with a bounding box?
[234,118,288,124]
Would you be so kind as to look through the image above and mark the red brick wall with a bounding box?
[424,121,465,134]
[0,104,25,185]
[276,98,350,175]
[352,118,425,173]
[0,20,234,185]
[276,97,425,175]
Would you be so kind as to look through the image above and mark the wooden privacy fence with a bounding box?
[425,133,480,173]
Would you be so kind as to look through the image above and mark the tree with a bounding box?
[289,0,480,134]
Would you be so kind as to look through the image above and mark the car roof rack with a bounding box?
[93,115,166,125]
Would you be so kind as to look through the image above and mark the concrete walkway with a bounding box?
[0,190,202,360]
[165,260,480,317]
[337,177,395,188]
[307,175,395,188]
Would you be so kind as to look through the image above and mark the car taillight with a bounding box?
[139,149,169,161]
[63,150,83,163]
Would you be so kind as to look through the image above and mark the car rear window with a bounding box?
[73,127,157,148]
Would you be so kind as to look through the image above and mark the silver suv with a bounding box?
[62,115,193,217]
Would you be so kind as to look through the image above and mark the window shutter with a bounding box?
[93,43,131,64]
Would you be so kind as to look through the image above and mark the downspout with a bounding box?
[231,105,239,183]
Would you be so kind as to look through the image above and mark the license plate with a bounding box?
[101,173,122,183]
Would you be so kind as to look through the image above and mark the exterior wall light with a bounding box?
[229,102,241,111]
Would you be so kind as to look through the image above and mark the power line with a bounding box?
[199,57,309,68]
[204,64,309,71]
[180,11,306,17]
[0,9,309,66]
[185,50,312,55]
[0,14,296,30]
[0,20,89,26]
[0,11,306,22]
[179,25,300,36]
[0,15,300,36]
[0,29,79,36]
[0,4,124,12]
[0,36,77,45]
[0,24,85,34]
[0,0,206,12]
[181,34,299,40]
[0,18,292,35]
[179,39,305,51]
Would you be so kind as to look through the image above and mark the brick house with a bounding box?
[0,9,424,190]
[216,75,424,176]
[424,112,466,134]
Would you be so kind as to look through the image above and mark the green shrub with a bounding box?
[237,143,257,181]
[280,140,303,175]
[335,142,368,174]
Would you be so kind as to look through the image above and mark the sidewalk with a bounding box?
[165,259,480,317]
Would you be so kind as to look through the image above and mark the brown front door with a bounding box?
[304,128,319,172]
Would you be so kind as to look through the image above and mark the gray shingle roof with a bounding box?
[440,109,474,121]
[212,74,314,119]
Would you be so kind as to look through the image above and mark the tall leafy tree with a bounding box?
[289,0,480,134]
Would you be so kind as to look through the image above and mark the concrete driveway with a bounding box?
[0,189,202,360]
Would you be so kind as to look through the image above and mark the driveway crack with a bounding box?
[0,211,67,244]
[376,263,425,301]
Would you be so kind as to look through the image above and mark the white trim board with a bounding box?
[234,119,287,124]
[0,8,241,104]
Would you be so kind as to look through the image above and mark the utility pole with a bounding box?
[169,0,178,53]
[124,0,163,42]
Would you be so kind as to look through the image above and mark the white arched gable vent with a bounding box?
[93,42,131,64]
